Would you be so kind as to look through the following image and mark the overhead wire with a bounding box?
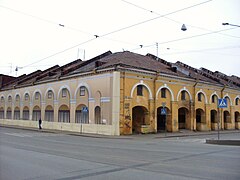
[121,0,240,39]
[0,0,226,69]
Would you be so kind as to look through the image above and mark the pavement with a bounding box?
[1,124,239,140]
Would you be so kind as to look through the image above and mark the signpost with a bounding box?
[161,102,167,136]
[81,106,88,134]
[217,99,227,140]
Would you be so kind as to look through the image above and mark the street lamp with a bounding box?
[181,24,187,31]
[222,23,240,27]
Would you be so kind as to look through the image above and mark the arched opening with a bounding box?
[23,106,29,120]
[178,107,189,130]
[196,108,206,131]
[6,107,12,119]
[157,107,171,131]
[0,107,4,119]
[211,95,218,104]
[235,112,239,129]
[224,110,231,129]
[14,107,20,120]
[95,106,101,124]
[58,105,70,123]
[32,106,41,121]
[210,110,218,130]
[45,105,54,122]
[76,104,89,124]
[132,106,149,133]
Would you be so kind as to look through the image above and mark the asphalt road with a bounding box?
[0,127,239,180]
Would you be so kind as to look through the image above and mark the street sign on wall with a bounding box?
[218,99,227,108]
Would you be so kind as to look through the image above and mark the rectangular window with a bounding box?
[80,87,85,96]
[181,91,186,100]
[137,85,143,96]
[198,93,202,101]
[161,89,166,98]
[62,88,67,97]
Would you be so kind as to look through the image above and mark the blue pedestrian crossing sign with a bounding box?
[161,108,167,115]
[82,106,88,112]
[218,99,227,108]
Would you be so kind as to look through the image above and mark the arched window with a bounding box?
[58,105,70,123]
[80,86,86,96]
[137,85,143,96]
[95,106,101,124]
[23,107,29,120]
[181,91,186,100]
[198,93,202,102]
[236,98,239,106]
[161,88,166,98]
[8,96,12,102]
[25,93,29,101]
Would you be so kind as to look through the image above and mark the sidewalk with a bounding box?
[1,124,239,139]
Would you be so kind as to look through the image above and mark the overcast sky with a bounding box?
[0,0,239,77]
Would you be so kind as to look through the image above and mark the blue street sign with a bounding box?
[218,99,227,108]
[161,108,167,115]
[82,106,88,112]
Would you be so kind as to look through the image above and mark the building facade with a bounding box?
[0,51,239,135]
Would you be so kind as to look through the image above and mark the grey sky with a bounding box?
[0,0,239,77]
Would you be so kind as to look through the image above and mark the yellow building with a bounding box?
[0,51,239,135]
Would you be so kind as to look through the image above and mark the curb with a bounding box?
[1,124,239,139]
[206,139,240,146]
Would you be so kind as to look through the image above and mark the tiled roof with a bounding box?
[0,51,239,90]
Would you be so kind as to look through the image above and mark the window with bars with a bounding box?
[58,110,70,123]
[23,110,29,120]
[45,110,54,122]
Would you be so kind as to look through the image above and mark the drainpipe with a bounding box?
[192,79,198,131]
[220,85,226,130]
[153,72,159,133]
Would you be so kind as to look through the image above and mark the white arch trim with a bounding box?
[32,89,43,102]
[14,93,21,101]
[130,81,153,99]
[177,87,192,101]
[44,87,56,101]
[156,84,174,101]
[223,94,232,106]
[195,89,208,104]
[209,91,220,104]
[23,91,31,99]
[74,82,91,99]
[58,85,72,100]
[234,95,240,105]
